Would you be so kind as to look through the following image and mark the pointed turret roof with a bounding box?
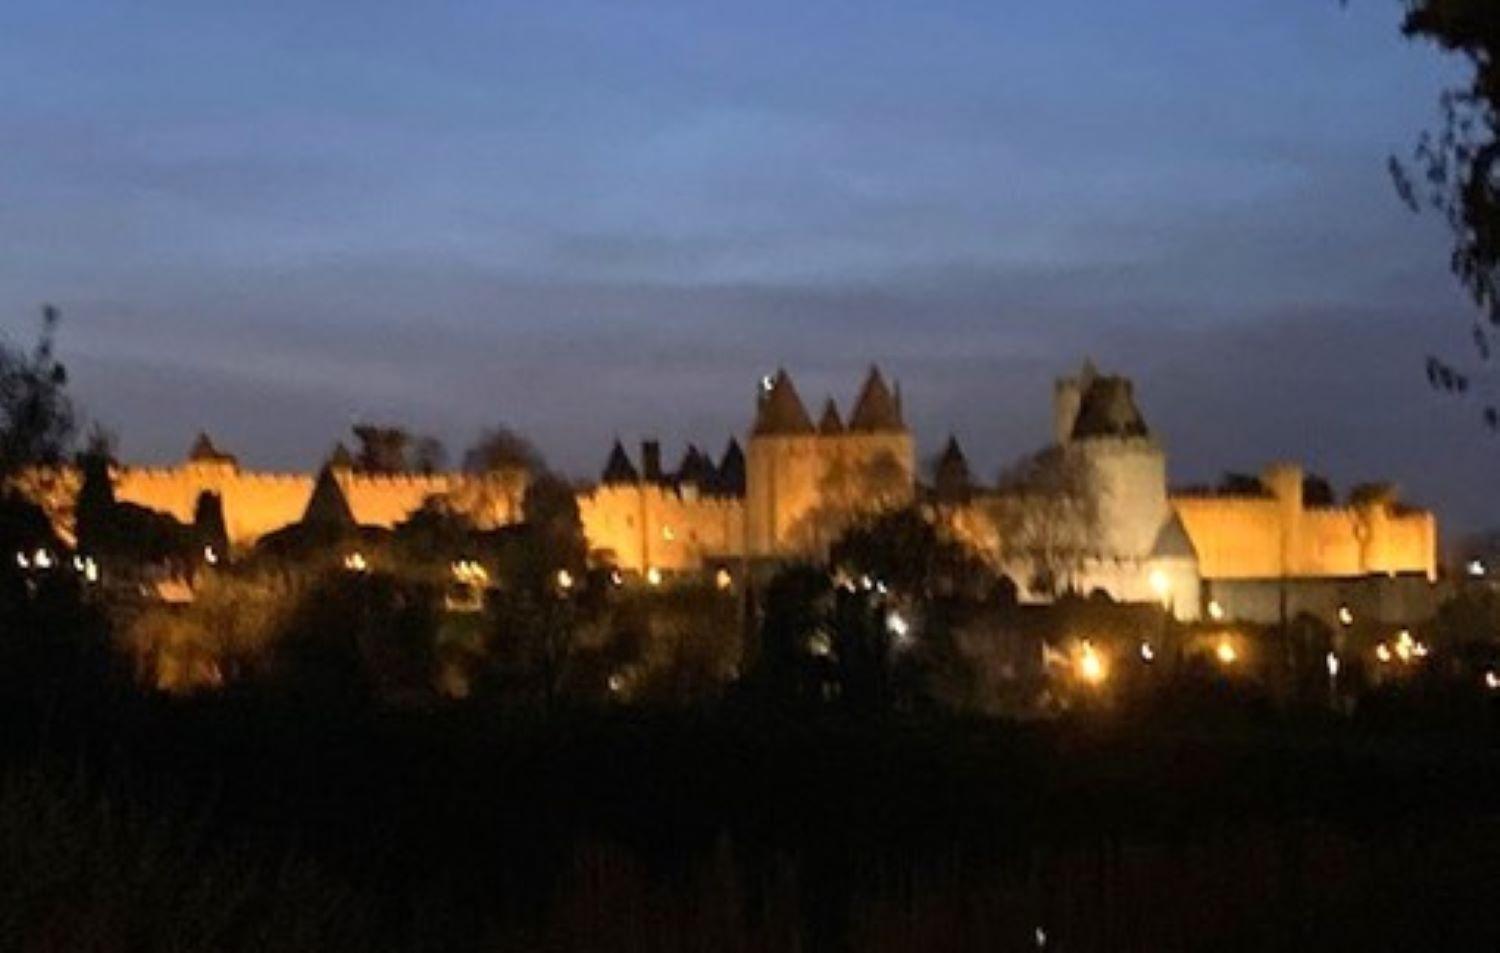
[675,444,716,487]
[817,398,845,435]
[302,465,356,529]
[1071,375,1149,440]
[753,369,815,436]
[1150,512,1198,561]
[933,434,973,503]
[187,432,235,464]
[848,366,905,433]
[327,442,355,470]
[601,439,640,485]
[716,439,746,496]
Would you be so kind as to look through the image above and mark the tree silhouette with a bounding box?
[1391,1,1500,429]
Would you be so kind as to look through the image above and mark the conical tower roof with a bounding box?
[716,438,746,495]
[675,443,716,487]
[601,439,640,485]
[302,465,356,529]
[327,441,355,470]
[753,369,815,436]
[848,366,905,433]
[188,432,235,464]
[1150,511,1198,561]
[933,434,973,503]
[817,398,845,435]
[1071,376,1149,440]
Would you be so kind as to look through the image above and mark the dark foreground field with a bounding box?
[7,695,1500,952]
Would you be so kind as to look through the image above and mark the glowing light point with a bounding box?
[1077,639,1106,685]
[32,549,52,570]
[1325,652,1340,679]
[1469,559,1487,579]
[646,567,663,587]
[1338,605,1354,627]
[1486,670,1500,691]
[15,552,29,569]
[1139,641,1155,663]
[556,568,574,591]
[714,568,733,591]
[608,674,624,694]
[886,611,912,646]
[343,552,368,573]
[1216,639,1238,666]
[203,546,218,566]
[1375,643,1392,664]
[1207,600,1224,621]
[1149,569,1170,603]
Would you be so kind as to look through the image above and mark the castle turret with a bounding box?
[848,366,905,433]
[817,398,845,435]
[933,434,973,504]
[601,439,639,485]
[747,370,821,555]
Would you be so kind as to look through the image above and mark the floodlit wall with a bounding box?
[579,484,745,573]
[745,430,915,558]
[33,463,528,548]
[1172,462,1436,582]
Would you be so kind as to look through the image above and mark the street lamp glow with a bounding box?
[1215,638,1238,666]
[1486,670,1500,691]
[204,545,218,566]
[1207,599,1224,621]
[1338,605,1354,627]
[646,567,663,586]
[1326,651,1340,679]
[1469,559,1487,578]
[1139,641,1156,663]
[1077,639,1107,685]
[1149,569,1170,604]
[1375,642,1392,664]
[556,568,574,591]
[715,568,733,590]
[343,552,368,572]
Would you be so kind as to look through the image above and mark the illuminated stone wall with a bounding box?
[745,430,915,558]
[1171,463,1437,582]
[578,483,745,573]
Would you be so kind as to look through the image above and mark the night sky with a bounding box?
[0,1,1491,538]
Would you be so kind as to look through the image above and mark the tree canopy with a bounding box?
[1393,0,1500,428]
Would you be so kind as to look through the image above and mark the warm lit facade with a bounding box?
[25,363,1438,623]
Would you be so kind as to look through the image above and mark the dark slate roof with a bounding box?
[817,398,845,435]
[933,434,973,502]
[327,442,355,469]
[1070,376,1150,440]
[188,432,236,464]
[675,444,716,488]
[716,439,746,496]
[848,366,905,433]
[753,369,815,436]
[302,465,356,528]
[1150,512,1198,561]
[601,439,640,485]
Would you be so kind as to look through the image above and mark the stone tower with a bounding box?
[746,369,821,556]
[745,366,916,558]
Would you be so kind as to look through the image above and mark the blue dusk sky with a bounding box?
[0,1,1492,537]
